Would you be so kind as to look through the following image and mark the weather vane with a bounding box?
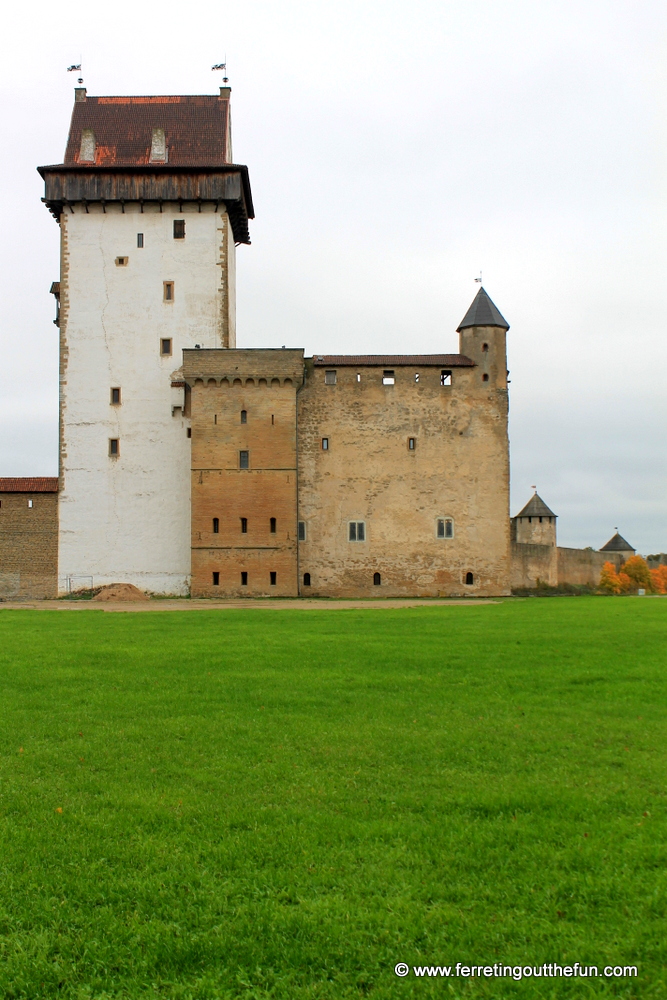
[211,60,229,84]
[474,271,483,284]
[67,63,84,86]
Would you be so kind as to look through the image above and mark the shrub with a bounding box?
[650,565,667,594]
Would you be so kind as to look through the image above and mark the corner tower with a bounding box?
[457,286,509,388]
[39,86,253,594]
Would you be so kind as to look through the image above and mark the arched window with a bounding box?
[465,572,474,586]
[373,572,381,586]
[303,573,311,587]
[240,409,247,423]
[482,343,489,352]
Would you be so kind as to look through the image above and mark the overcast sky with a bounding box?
[0,0,665,550]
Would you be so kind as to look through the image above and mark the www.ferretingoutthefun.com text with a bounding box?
[393,962,637,981]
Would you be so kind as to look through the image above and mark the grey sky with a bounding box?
[1,0,665,550]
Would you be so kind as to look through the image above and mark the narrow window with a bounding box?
[324,370,337,385]
[28,500,33,509]
[408,437,415,451]
[115,257,128,267]
[465,572,474,586]
[414,372,420,383]
[110,387,121,405]
[528,516,532,523]
[441,370,452,386]
[239,450,249,469]
[321,437,329,450]
[213,518,219,534]
[271,414,275,425]
[270,517,276,533]
[163,281,174,302]
[373,572,381,586]
[270,571,277,586]
[240,409,247,424]
[482,342,489,352]
[109,438,119,457]
[482,373,489,382]
[437,519,445,538]
[173,220,186,239]
[241,518,248,533]
[539,516,543,523]
[137,233,144,248]
[187,428,192,438]
[298,521,306,541]
[445,518,453,538]
[241,571,248,586]
[382,370,395,385]
[212,571,220,586]
[303,572,311,586]
[160,338,172,356]
[356,373,361,382]
[349,521,365,542]
[214,414,217,425]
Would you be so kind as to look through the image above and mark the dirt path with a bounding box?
[0,597,502,613]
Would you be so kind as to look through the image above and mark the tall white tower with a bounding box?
[39,86,253,594]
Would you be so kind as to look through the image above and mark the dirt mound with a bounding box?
[93,583,150,602]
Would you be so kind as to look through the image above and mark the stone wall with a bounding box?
[297,355,511,598]
[0,491,58,598]
[185,349,304,597]
[510,542,557,589]
[557,547,624,587]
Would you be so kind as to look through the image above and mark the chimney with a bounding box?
[74,87,87,103]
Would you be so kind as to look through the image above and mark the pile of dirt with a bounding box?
[92,584,150,602]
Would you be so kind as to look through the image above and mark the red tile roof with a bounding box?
[311,354,474,367]
[63,94,231,167]
[0,478,58,493]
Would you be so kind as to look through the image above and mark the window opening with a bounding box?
[373,572,381,586]
[382,370,395,385]
[356,373,361,382]
[349,521,366,542]
[115,257,128,267]
[109,438,119,457]
[212,571,220,586]
[213,518,219,534]
[465,572,474,586]
[270,517,277,533]
[110,387,121,405]
[160,338,172,356]
[239,450,249,469]
[408,437,415,451]
[482,342,489,352]
[270,571,277,586]
[173,220,186,239]
[321,437,329,450]
[415,372,420,383]
[298,521,306,541]
[137,233,144,248]
[241,571,248,586]
[241,409,247,424]
[482,373,489,382]
[163,281,174,301]
[539,516,543,523]
[271,414,275,425]
[303,572,311,586]
[241,518,248,533]
[324,370,337,385]
[28,500,33,509]
[437,518,454,539]
[441,370,452,386]
[187,428,191,438]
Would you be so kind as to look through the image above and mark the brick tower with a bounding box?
[38,86,253,594]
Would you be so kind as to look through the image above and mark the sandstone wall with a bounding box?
[510,542,557,589]
[0,493,58,598]
[557,547,624,587]
[297,358,511,597]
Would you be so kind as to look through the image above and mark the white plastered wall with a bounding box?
[58,202,235,595]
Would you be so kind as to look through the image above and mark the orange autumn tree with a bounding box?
[599,561,622,594]
[620,555,653,592]
[650,564,667,595]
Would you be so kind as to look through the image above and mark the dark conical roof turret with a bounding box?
[600,532,635,554]
[515,493,557,519]
[457,287,509,332]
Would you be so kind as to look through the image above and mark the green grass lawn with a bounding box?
[0,599,665,999]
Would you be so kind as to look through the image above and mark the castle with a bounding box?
[0,87,636,599]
